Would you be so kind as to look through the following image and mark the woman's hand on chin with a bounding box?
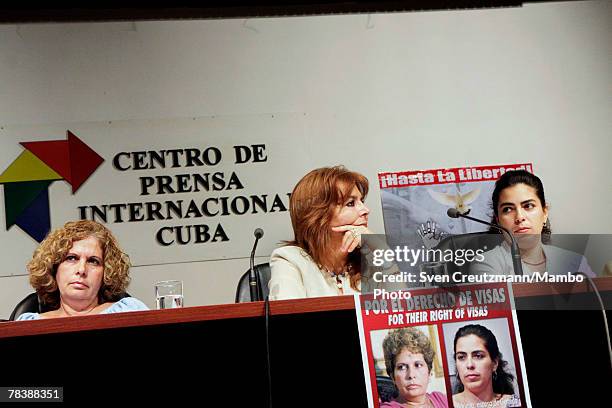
[332,224,372,253]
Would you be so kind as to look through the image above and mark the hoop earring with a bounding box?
[542,218,552,243]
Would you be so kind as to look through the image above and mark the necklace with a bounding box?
[324,263,353,290]
[458,392,504,407]
[523,259,546,266]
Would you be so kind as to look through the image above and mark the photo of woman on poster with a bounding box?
[444,322,521,408]
[379,327,449,408]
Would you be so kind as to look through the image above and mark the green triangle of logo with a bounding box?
[4,180,54,228]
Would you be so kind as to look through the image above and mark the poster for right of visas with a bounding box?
[377,163,534,252]
[355,282,532,408]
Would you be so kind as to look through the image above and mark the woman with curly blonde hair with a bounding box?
[16,220,147,320]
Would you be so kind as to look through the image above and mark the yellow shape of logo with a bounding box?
[0,150,62,183]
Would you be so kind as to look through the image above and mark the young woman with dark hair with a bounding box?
[471,170,593,277]
[452,324,519,408]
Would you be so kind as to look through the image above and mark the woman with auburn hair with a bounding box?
[17,220,148,320]
[269,165,391,300]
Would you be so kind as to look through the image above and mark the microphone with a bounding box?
[447,208,524,276]
[249,228,264,301]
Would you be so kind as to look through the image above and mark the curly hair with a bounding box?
[453,324,515,395]
[28,220,131,308]
[382,327,435,378]
[286,165,369,291]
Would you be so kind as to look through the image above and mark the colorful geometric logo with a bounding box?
[0,130,104,242]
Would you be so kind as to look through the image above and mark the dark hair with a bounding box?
[383,327,435,378]
[453,324,515,395]
[489,170,551,242]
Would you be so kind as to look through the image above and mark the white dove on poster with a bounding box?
[381,191,449,231]
[427,187,481,215]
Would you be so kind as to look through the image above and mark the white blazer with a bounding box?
[269,246,361,300]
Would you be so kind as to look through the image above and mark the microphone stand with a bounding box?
[249,230,263,301]
[575,272,612,369]
[451,211,524,276]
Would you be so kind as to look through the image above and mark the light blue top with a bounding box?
[16,297,149,321]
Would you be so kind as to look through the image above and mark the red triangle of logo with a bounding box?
[67,130,104,193]
[20,140,72,183]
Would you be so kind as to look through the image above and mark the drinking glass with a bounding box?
[155,280,184,309]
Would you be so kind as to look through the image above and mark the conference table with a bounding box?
[1,278,610,406]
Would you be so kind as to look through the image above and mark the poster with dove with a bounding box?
[377,163,534,264]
